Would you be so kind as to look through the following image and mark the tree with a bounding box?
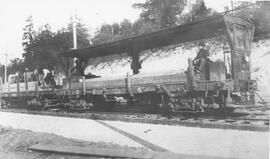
[120,19,133,38]
[0,63,5,82]
[67,20,91,49]
[91,24,114,45]
[21,16,91,72]
[232,1,270,39]
[112,23,121,35]
[192,0,209,19]
[32,24,56,68]
[91,19,134,45]
[180,0,216,23]
[22,15,36,70]
[133,18,160,35]
[54,20,91,73]
[133,0,187,29]
[7,58,25,75]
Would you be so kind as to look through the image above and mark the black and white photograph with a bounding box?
[0,0,269,158]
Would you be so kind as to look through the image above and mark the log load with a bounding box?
[81,70,187,94]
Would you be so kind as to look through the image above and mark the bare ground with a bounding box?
[0,124,151,159]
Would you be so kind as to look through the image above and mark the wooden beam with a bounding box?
[29,143,153,159]
[130,51,141,75]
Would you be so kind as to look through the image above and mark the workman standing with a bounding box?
[193,42,210,80]
[71,59,85,76]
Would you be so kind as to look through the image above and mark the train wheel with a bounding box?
[218,92,227,112]
[0,100,8,109]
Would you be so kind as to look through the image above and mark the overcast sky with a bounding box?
[0,0,255,64]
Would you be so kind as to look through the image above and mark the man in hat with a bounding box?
[24,68,31,82]
[193,42,210,80]
[71,59,85,76]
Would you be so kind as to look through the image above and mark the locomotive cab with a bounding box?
[222,17,255,104]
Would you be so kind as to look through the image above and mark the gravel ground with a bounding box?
[0,124,226,159]
[0,125,152,159]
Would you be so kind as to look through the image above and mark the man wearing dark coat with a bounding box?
[193,42,210,80]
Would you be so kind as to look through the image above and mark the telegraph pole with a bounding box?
[0,53,8,84]
[71,11,78,70]
[72,12,77,50]
[231,0,234,14]
[5,53,7,84]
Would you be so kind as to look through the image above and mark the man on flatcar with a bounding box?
[15,70,24,83]
[36,67,44,86]
[44,66,56,88]
[71,59,85,76]
[70,59,100,79]
[193,42,210,80]
[24,68,32,82]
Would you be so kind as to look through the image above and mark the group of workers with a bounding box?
[8,66,57,88]
[7,41,210,86]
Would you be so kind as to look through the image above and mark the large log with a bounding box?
[84,71,186,90]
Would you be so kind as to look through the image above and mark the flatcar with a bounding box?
[0,15,256,113]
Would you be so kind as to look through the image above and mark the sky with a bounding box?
[0,0,256,64]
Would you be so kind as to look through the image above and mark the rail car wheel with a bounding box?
[217,91,228,112]
[0,100,9,109]
[26,97,43,111]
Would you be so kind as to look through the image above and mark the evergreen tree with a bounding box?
[133,0,187,29]
[21,16,91,72]
[91,24,114,45]
[120,19,133,38]
[133,18,160,35]
[7,58,25,74]
[0,64,5,82]
[233,1,270,39]
[22,15,36,70]
[112,23,121,35]
[190,0,216,21]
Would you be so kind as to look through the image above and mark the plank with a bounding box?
[131,74,186,86]
[29,143,153,159]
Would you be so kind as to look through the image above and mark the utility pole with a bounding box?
[71,11,78,70]
[5,53,7,84]
[0,53,8,84]
[231,0,234,14]
[72,12,77,50]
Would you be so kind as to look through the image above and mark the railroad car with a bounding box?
[0,15,256,113]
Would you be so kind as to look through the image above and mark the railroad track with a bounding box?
[0,107,269,132]
[95,110,270,127]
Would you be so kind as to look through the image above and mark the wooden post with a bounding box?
[8,82,10,97]
[0,78,2,108]
[125,73,130,94]
[25,74,28,94]
[35,81,38,96]
[17,81,20,97]
[130,51,141,75]
[188,58,196,89]
[82,76,86,95]
[226,80,232,104]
